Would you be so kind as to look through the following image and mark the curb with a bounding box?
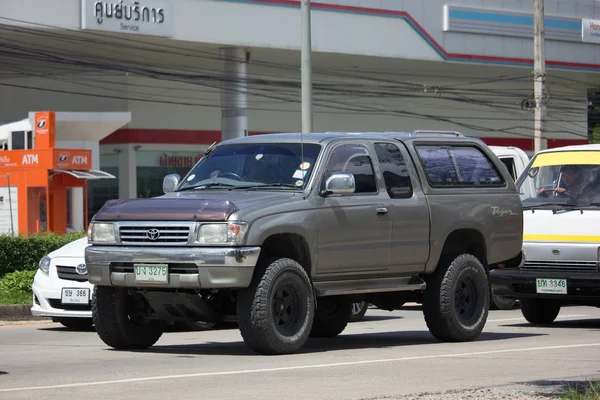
[0,304,47,321]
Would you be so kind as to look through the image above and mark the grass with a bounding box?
[560,381,600,400]
[0,288,31,305]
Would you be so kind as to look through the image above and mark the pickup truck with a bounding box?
[85,131,524,355]
[491,144,600,324]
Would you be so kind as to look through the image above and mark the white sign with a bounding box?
[81,0,173,37]
[0,186,18,236]
[582,19,600,43]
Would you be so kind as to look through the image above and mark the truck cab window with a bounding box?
[374,142,413,198]
[324,144,377,193]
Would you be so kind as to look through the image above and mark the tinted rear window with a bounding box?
[416,145,505,187]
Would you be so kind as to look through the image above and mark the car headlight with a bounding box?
[196,222,247,245]
[88,222,116,243]
[38,256,51,275]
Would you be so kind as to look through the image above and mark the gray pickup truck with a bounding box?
[86,131,524,355]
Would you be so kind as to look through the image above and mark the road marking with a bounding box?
[488,314,588,323]
[1,342,600,393]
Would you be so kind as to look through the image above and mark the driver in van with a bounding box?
[538,165,583,198]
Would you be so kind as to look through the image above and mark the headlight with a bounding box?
[88,222,116,243]
[196,222,247,245]
[38,256,51,275]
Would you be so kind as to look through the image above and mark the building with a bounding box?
[1,0,600,227]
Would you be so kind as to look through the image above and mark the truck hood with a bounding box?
[92,191,298,221]
[523,208,600,242]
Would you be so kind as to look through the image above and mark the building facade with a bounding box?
[1,0,599,223]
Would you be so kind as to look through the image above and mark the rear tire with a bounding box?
[310,296,352,337]
[520,299,560,325]
[92,286,164,350]
[236,258,314,355]
[349,301,368,322]
[423,253,490,342]
[490,294,517,310]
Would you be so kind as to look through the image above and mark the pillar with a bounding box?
[118,144,137,199]
[220,47,248,142]
[70,187,84,232]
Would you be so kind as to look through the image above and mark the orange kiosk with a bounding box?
[0,111,120,236]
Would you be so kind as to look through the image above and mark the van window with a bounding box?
[416,145,505,187]
[499,157,516,180]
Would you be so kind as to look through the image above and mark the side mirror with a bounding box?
[163,174,181,193]
[321,173,355,196]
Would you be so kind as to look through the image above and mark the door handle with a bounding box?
[376,207,388,214]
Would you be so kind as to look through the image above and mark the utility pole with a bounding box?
[533,0,547,153]
[301,0,313,134]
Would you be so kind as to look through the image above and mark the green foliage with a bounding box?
[0,232,86,278]
[0,270,37,305]
[560,381,600,400]
[0,289,31,305]
[0,270,36,293]
[590,125,600,145]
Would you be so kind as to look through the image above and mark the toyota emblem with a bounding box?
[146,228,160,241]
[75,264,87,275]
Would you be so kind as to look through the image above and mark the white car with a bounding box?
[30,237,215,331]
[31,237,94,329]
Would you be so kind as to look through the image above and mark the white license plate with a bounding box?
[536,278,567,294]
[61,288,90,304]
[134,264,168,283]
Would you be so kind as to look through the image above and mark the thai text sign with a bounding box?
[81,0,173,37]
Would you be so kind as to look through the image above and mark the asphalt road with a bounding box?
[1,305,599,400]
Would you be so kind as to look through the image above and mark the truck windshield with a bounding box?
[517,150,600,208]
[177,142,322,191]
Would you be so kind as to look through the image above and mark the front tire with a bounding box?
[520,299,560,325]
[92,286,164,350]
[236,258,314,355]
[423,253,490,342]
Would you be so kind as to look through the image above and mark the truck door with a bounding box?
[315,142,392,275]
[372,141,431,275]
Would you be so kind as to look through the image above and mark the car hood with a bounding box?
[523,208,600,242]
[48,237,89,258]
[92,190,299,221]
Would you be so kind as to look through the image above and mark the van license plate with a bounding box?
[134,264,168,283]
[536,278,567,294]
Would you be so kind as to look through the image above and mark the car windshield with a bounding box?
[517,150,600,208]
[177,142,322,191]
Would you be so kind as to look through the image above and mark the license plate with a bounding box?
[61,288,90,304]
[536,278,567,294]
[134,264,168,283]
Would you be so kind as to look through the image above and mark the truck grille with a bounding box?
[56,265,88,282]
[119,225,191,245]
[522,260,599,274]
[111,262,198,274]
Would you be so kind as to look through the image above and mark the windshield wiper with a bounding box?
[523,202,563,210]
[177,183,237,191]
[230,183,301,190]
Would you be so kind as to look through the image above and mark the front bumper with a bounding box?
[31,271,93,319]
[490,268,600,302]
[85,245,261,289]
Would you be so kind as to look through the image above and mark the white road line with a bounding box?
[2,342,600,393]
[488,314,588,323]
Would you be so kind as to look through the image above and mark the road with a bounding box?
[1,305,599,399]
